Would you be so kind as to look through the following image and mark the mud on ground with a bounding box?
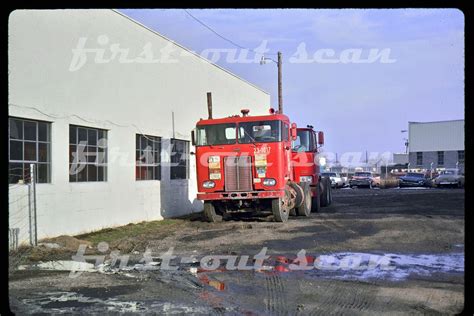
[9,188,464,314]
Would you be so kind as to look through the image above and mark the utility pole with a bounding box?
[260,52,283,113]
[401,130,408,154]
[277,51,283,114]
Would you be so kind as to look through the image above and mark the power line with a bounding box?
[183,9,278,56]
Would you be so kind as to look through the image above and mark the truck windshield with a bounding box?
[292,130,314,152]
[196,123,237,146]
[238,120,282,143]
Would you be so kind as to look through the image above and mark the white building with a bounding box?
[393,153,408,165]
[408,120,464,171]
[8,9,270,243]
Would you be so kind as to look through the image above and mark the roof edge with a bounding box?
[111,9,270,96]
[408,119,464,124]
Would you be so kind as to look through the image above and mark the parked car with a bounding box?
[399,172,431,187]
[433,169,465,188]
[321,172,346,188]
[372,174,381,187]
[349,172,374,188]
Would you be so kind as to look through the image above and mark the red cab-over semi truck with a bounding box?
[191,108,332,222]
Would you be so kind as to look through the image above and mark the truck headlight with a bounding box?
[263,178,276,186]
[300,176,313,183]
[203,181,215,189]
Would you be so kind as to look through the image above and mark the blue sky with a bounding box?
[120,9,464,157]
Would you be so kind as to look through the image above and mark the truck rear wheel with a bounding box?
[203,202,222,222]
[272,197,289,222]
[296,182,312,217]
[321,177,332,207]
[311,185,321,213]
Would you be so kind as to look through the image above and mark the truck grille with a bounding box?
[224,156,253,192]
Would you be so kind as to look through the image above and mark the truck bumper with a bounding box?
[197,190,285,201]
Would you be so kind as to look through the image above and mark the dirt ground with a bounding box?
[9,188,465,314]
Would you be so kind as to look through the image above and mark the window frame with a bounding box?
[416,152,423,166]
[437,151,444,166]
[195,123,237,146]
[69,125,108,183]
[238,120,283,144]
[136,134,162,181]
[458,150,465,162]
[9,117,52,184]
[170,138,190,180]
[292,129,316,152]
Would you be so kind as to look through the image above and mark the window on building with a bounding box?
[437,151,444,166]
[136,134,161,180]
[416,152,423,166]
[9,118,51,184]
[458,150,465,162]
[170,139,190,180]
[69,125,107,182]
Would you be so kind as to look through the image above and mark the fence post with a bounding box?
[30,164,38,246]
[28,180,33,246]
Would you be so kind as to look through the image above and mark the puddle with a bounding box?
[17,251,464,283]
[12,252,464,314]
[18,291,225,314]
[300,252,464,281]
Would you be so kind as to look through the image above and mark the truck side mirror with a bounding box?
[318,131,324,145]
[291,123,297,141]
[191,129,196,146]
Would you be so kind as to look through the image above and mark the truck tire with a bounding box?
[296,182,312,216]
[288,182,304,216]
[272,197,289,222]
[321,177,332,207]
[203,202,222,222]
[311,185,321,213]
[327,179,333,205]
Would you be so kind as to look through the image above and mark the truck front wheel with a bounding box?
[203,202,222,222]
[272,197,289,222]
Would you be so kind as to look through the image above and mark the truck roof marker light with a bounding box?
[241,109,250,116]
[269,108,276,114]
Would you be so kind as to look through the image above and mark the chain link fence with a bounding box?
[9,164,37,273]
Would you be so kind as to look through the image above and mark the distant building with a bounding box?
[408,120,464,172]
[393,153,408,165]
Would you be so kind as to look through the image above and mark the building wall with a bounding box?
[408,120,464,152]
[408,150,464,171]
[393,153,408,165]
[8,9,270,241]
[407,120,464,172]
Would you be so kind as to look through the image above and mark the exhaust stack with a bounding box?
[207,92,213,119]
